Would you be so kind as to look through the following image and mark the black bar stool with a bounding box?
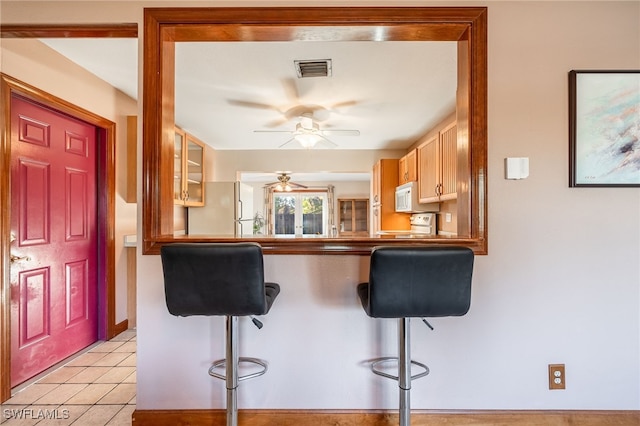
[160,242,280,426]
[357,246,474,426]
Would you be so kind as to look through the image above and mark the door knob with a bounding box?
[10,253,30,263]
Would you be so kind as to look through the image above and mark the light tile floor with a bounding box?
[1,329,136,425]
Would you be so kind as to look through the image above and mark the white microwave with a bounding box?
[395,182,439,213]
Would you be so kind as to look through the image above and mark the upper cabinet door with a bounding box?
[173,127,186,204]
[418,136,440,203]
[417,121,457,204]
[438,122,457,201]
[398,148,417,184]
[174,127,205,206]
[372,160,381,205]
[184,134,205,206]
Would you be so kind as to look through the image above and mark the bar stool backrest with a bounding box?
[366,246,474,318]
[161,242,269,317]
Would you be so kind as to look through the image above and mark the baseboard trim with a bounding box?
[131,409,640,425]
[111,319,128,339]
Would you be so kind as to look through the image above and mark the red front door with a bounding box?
[9,95,98,387]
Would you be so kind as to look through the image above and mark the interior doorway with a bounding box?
[9,94,100,387]
[1,74,117,401]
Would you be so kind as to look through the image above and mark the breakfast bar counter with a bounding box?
[145,233,482,256]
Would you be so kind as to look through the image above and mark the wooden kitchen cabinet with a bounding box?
[418,121,457,204]
[174,127,205,206]
[372,159,409,233]
[338,198,369,236]
[398,148,417,184]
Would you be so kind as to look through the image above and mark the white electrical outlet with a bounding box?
[549,364,565,390]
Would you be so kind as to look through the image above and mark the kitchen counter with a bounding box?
[150,232,477,256]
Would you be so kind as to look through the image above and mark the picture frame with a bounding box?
[569,70,640,187]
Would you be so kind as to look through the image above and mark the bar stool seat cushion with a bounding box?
[357,246,473,319]
[161,242,280,317]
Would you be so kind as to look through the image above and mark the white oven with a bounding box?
[410,212,436,236]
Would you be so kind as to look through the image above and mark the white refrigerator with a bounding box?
[187,182,254,236]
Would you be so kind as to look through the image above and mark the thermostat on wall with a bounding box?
[505,157,529,180]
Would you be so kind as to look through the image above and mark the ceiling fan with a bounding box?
[228,77,361,128]
[266,173,308,192]
[254,113,360,149]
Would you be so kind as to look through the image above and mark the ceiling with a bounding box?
[40,38,458,151]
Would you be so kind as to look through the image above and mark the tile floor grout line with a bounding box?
[2,329,136,425]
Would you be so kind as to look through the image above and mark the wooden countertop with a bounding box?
[142,233,485,255]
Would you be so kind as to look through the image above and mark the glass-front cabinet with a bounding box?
[338,198,369,236]
[174,127,205,206]
[174,128,184,203]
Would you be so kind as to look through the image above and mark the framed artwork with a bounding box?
[569,70,640,187]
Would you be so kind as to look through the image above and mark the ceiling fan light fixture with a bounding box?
[274,183,292,192]
[269,172,307,191]
[294,132,323,148]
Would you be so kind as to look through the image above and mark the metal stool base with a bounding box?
[209,357,268,382]
[367,318,428,426]
[210,316,269,426]
[371,356,430,382]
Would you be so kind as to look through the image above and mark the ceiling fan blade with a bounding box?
[278,138,298,149]
[266,180,308,189]
[321,129,360,136]
[328,100,359,110]
[314,135,338,149]
[227,99,280,111]
[254,130,295,134]
[281,77,301,102]
[289,181,308,188]
[263,117,290,128]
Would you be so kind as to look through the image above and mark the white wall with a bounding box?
[3,0,638,411]
[139,1,640,410]
[0,38,138,325]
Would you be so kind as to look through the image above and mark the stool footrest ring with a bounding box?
[370,357,430,381]
[208,357,268,382]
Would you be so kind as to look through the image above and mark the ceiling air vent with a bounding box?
[294,59,332,78]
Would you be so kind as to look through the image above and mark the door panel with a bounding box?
[18,159,50,245]
[17,267,50,347]
[10,95,98,387]
[65,259,89,326]
[66,169,90,240]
